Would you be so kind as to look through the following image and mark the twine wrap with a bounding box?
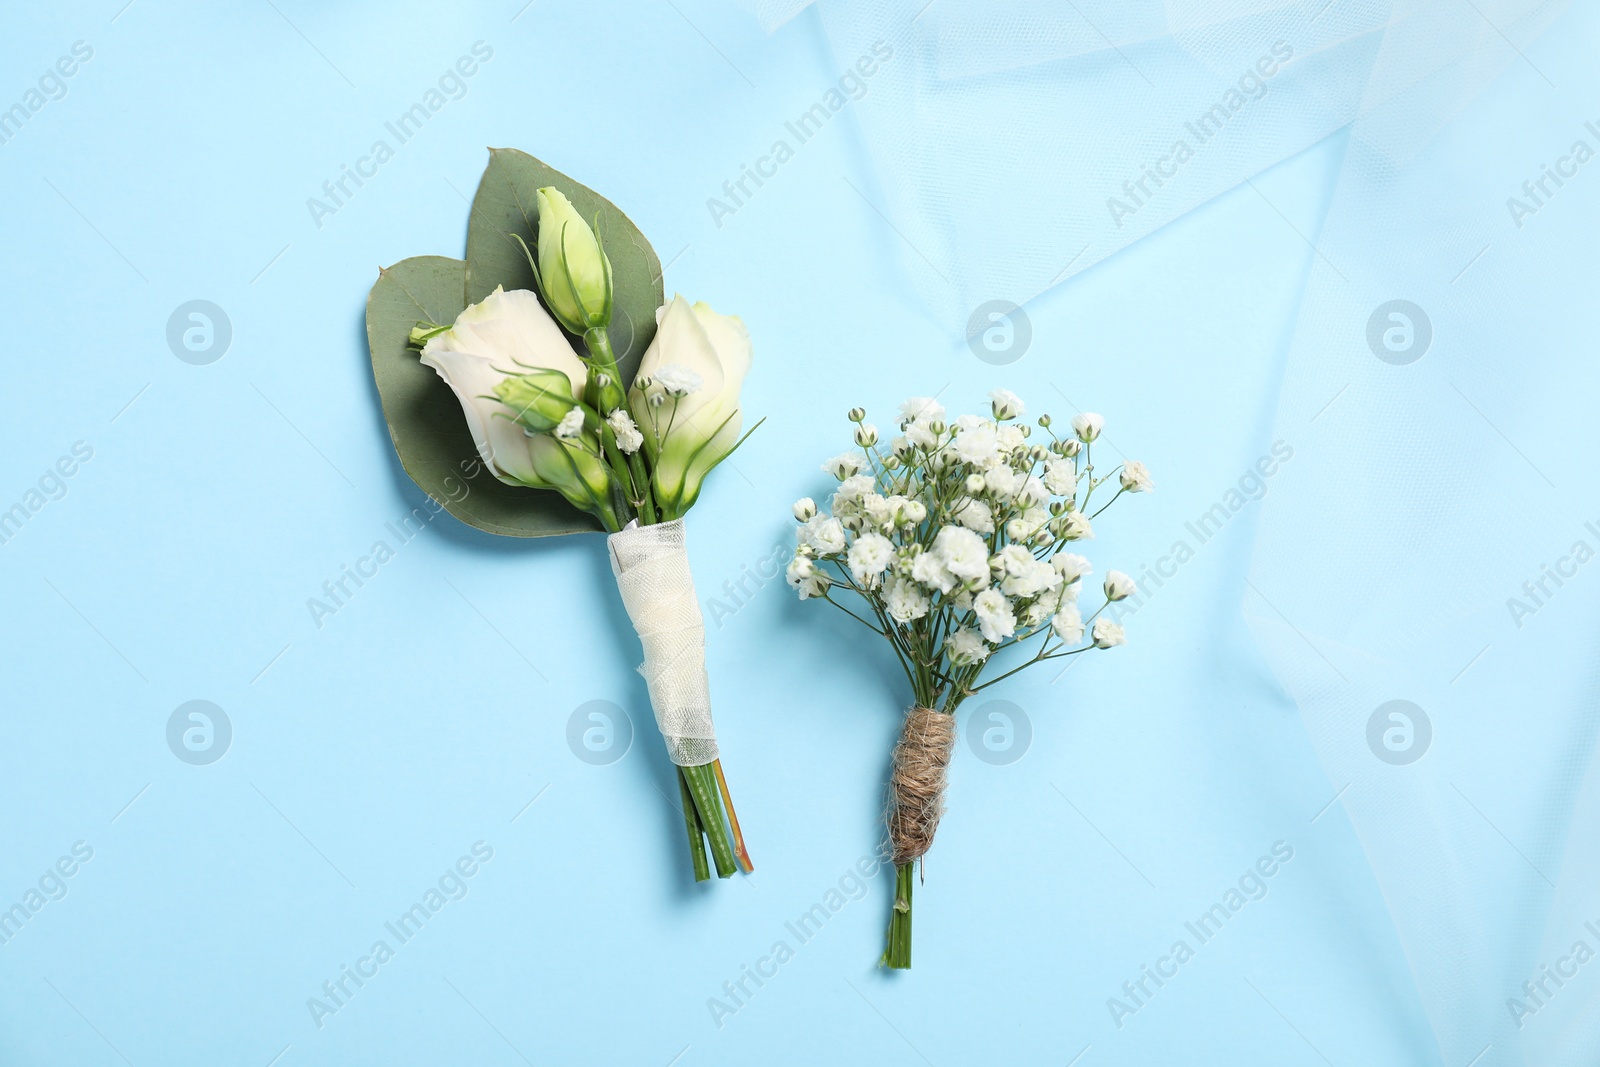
[607,519,719,767]
[887,707,956,866]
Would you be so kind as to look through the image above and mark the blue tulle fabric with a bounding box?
[741,3,1600,1063]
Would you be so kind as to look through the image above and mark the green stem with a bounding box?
[883,861,915,969]
[681,762,737,878]
[677,767,711,882]
[628,449,658,525]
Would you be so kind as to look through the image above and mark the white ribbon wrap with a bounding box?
[607,519,719,767]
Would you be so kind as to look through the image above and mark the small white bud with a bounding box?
[792,497,817,522]
[1071,412,1104,443]
[1103,570,1136,601]
[989,388,1024,421]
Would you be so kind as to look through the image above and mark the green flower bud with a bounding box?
[492,370,581,434]
[527,434,617,529]
[848,407,867,423]
[535,187,612,333]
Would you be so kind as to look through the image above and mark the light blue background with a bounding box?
[0,2,1438,1064]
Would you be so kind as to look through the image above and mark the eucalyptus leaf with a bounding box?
[365,254,601,538]
[465,146,664,386]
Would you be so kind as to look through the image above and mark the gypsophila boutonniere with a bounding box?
[788,391,1149,967]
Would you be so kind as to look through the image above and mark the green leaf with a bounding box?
[465,146,664,385]
[365,254,602,538]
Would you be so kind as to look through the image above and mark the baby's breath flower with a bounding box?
[823,452,864,479]
[1092,617,1126,648]
[946,627,990,666]
[652,363,703,397]
[933,526,989,583]
[973,588,1016,643]
[950,497,995,535]
[785,555,815,587]
[1053,553,1092,582]
[1103,570,1136,601]
[983,465,1019,499]
[884,576,931,623]
[606,409,643,453]
[554,407,585,439]
[799,515,847,555]
[1071,412,1104,443]
[953,423,1001,467]
[792,497,817,522]
[1058,510,1093,540]
[1051,604,1085,642]
[911,551,956,594]
[1043,460,1077,497]
[1119,460,1153,493]
[848,533,895,586]
[989,388,1024,421]
[797,571,832,600]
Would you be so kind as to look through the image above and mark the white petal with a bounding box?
[419,344,538,484]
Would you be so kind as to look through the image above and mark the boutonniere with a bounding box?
[368,149,756,883]
[789,394,1147,965]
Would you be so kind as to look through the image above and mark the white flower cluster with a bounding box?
[789,393,1148,705]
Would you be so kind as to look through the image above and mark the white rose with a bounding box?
[631,294,752,515]
[419,286,588,486]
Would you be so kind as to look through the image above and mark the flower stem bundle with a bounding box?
[788,393,1149,965]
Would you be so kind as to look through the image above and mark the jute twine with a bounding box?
[887,707,956,867]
